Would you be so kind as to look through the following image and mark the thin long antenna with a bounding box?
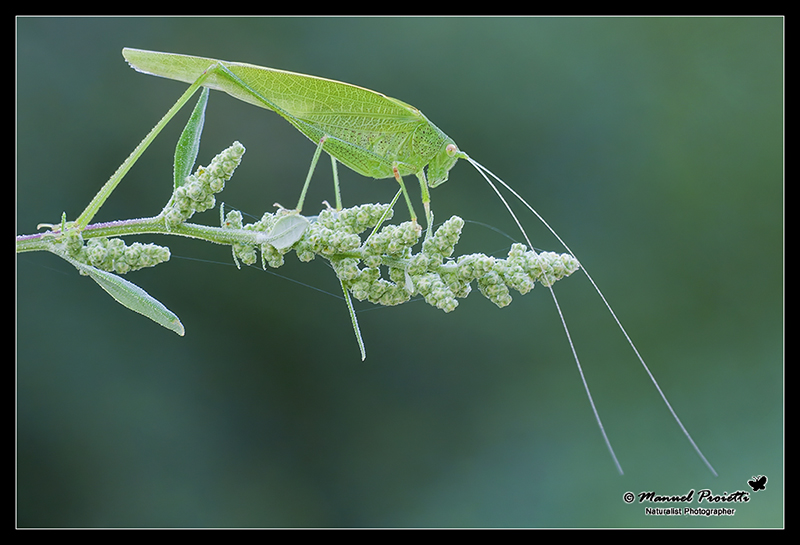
[466,156,623,475]
[465,156,717,477]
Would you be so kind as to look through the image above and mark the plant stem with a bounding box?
[16,215,267,253]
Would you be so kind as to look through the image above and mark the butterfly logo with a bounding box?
[747,475,767,492]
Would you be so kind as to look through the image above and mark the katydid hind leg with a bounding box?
[464,156,717,476]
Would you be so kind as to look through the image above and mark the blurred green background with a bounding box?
[17,17,782,527]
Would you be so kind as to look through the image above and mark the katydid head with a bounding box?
[427,142,467,188]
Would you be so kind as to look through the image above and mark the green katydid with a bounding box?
[123,47,458,230]
[122,48,717,477]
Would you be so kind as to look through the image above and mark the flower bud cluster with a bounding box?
[225,201,580,313]
[296,203,397,263]
[223,208,259,267]
[475,244,580,307]
[317,203,395,234]
[70,236,170,275]
[228,203,394,269]
[335,216,579,311]
[163,142,245,229]
[362,221,422,261]
[222,207,295,268]
[341,264,411,308]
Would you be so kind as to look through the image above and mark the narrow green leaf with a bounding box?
[68,257,184,336]
[173,87,209,189]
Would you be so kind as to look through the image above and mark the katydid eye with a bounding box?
[446,144,458,156]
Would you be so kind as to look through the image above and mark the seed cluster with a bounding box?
[163,141,245,229]
[234,202,580,313]
[69,235,170,275]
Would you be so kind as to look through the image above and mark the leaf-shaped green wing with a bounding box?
[123,48,445,179]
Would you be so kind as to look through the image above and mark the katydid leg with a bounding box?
[294,136,328,213]
[392,165,420,227]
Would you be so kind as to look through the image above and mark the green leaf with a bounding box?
[173,87,209,189]
[67,256,184,336]
[264,215,309,250]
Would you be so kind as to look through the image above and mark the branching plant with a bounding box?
[15,78,578,359]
